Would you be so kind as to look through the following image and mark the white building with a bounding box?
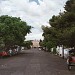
[32,40,40,48]
[56,46,70,58]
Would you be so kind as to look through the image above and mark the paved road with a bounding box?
[0,48,75,75]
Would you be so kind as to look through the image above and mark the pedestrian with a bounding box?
[9,48,12,56]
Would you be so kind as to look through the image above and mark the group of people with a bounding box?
[8,48,19,56]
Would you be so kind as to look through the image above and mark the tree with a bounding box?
[65,0,75,12]
[39,39,43,47]
[49,0,75,47]
[22,41,33,49]
[0,15,31,50]
[42,0,75,50]
[42,26,57,51]
[62,0,75,47]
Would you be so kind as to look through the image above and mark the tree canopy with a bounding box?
[42,0,75,49]
[0,15,31,50]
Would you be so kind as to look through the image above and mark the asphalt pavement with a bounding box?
[0,48,75,75]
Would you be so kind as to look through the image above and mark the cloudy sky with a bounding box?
[0,0,67,40]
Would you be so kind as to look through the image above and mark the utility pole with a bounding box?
[62,45,64,59]
[59,10,64,59]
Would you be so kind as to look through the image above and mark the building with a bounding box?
[32,40,40,48]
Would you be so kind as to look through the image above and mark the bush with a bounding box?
[53,47,56,54]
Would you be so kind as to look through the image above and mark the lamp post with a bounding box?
[59,10,64,59]
[62,45,64,59]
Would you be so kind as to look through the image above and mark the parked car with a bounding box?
[67,49,75,70]
[0,50,8,57]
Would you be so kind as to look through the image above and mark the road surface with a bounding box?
[0,48,75,75]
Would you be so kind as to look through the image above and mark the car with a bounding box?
[67,49,75,70]
[0,50,8,57]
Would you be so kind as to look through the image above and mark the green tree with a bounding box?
[22,41,33,49]
[42,26,57,51]
[65,0,75,12]
[42,0,75,50]
[0,15,31,50]
[49,0,75,47]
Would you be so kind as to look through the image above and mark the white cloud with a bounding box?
[0,0,67,40]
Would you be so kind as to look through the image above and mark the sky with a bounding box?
[0,0,67,40]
